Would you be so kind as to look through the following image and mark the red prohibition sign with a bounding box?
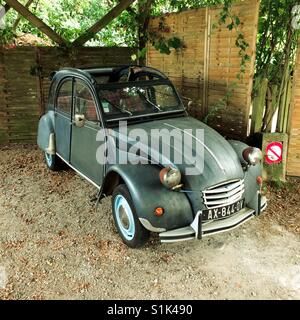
[265,142,283,165]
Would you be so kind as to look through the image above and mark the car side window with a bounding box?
[74,80,98,122]
[56,79,72,114]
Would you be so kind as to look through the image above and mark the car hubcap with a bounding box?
[45,152,52,167]
[114,195,135,241]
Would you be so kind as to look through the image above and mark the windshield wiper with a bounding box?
[102,97,133,116]
[135,88,162,112]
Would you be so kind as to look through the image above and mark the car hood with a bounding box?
[110,116,244,190]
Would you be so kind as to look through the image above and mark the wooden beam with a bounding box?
[4,0,67,46]
[13,0,35,31]
[73,0,136,47]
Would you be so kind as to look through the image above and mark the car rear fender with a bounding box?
[37,111,56,154]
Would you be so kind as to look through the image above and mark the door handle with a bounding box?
[73,114,86,128]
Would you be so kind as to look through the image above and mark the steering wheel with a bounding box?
[110,67,164,83]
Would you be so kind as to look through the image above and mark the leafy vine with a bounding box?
[132,16,185,61]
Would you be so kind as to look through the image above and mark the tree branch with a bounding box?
[72,0,136,47]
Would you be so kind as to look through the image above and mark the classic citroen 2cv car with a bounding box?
[37,65,267,248]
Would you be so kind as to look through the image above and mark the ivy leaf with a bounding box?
[227,22,234,30]
[138,47,148,58]
[244,54,251,62]
[168,37,182,49]
[235,17,241,26]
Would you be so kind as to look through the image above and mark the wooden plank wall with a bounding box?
[0,47,135,144]
[287,43,300,177]
[147,0,259,140]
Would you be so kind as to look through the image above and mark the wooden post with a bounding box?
[203,7,211,117]
[72,0,136,47]
[251,77,268,134]
[262,132,289,182]
[35,47,45,117]
[282,77,292,133]
[265,84,278,132]
[4,0,67,46]
[137,0,153,65]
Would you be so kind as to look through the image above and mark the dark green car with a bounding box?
[37,65,267,248]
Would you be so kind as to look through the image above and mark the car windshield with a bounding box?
[97,82,184,121]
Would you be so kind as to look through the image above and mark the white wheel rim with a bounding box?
[114,195,135,241]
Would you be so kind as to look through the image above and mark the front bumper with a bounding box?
[159,195,267,243]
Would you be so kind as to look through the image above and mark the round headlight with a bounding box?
[242,147,263,165]
[159,167,181,189]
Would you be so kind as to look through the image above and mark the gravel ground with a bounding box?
[0,144,300,300]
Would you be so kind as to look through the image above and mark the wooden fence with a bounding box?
[147,0,259,140]
[0,47,135,143]
[287,42,300,177]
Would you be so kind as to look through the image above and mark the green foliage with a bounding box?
[253,0,299,133]
[0,0,138,46]
[151,35,184,55]
[0,27,15,45]
[256,0,299,84]
[0,0,235,47]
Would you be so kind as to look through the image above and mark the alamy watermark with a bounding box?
[0,6,5,30]
[0,266,7,289]
[95,121,205,176]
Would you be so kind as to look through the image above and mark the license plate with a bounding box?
[202,199,245,221]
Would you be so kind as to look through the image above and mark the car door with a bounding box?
[55,78,73,161]
[70,78,104,186]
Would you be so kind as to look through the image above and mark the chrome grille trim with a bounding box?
[203,179,245,209]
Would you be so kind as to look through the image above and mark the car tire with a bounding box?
[44,152,63,171]
[112,184,150,248]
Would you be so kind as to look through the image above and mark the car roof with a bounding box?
[51,65,169,84]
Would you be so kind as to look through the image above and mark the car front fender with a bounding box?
[229,140,264,213]
[102,164,194,232]
[244,163,263,212]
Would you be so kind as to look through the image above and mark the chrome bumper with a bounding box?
[159,195,267,243]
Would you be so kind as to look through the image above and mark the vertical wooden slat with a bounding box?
[203,7,211,116]
[0,48,9,143]
[287,41,300,177]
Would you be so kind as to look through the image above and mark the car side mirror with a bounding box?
[185,100,194,113]
[74,114,86,128]
[188,100,194,109]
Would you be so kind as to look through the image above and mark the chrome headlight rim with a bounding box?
[159,166,182,189]
[242,147,263,166]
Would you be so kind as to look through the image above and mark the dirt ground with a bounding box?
[0,144,300,300]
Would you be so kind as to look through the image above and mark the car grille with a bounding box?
[202,179,245,209]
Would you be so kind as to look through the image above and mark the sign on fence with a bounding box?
[265,142,283,165]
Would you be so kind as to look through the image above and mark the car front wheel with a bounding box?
[112,184,150,248]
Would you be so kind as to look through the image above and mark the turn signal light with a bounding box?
[256,176,263,185]
[155,207,164,217]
